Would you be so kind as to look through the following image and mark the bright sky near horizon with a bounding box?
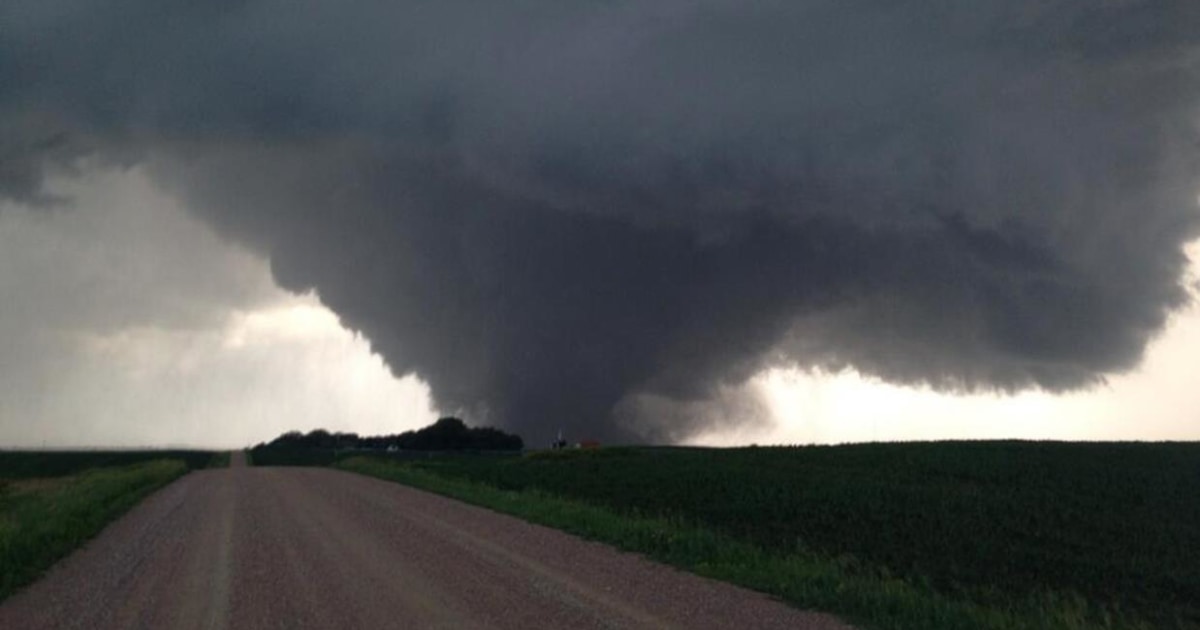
[717,241,1200,445]
[1,167,1196,449]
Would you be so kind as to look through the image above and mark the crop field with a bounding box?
[0,450,222,600]
[0,450,221,480]
[343,442,1200,630]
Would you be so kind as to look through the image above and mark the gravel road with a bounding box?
[0,453,853,629]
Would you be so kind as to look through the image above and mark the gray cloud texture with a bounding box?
[2,0,1198,440]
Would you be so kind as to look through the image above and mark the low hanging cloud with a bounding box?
[2,0,1198,441]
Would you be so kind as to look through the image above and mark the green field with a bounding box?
[0,450,222,480]
[0,450,223,600]
[339,442,1200,630]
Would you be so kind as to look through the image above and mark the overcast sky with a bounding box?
[2,166,1196,448]
[1,1,1197,447]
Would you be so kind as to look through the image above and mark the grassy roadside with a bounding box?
[338,455,1166,630]
[0,457,203,600]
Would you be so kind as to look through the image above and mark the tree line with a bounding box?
[251,417,524,453]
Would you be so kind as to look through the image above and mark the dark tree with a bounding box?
[252,417,523,462]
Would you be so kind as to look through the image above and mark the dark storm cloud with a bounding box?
[2,0,1197,440]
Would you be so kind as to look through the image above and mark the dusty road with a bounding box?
[0,453,853,629]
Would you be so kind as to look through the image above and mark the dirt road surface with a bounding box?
[0,453,853,629]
